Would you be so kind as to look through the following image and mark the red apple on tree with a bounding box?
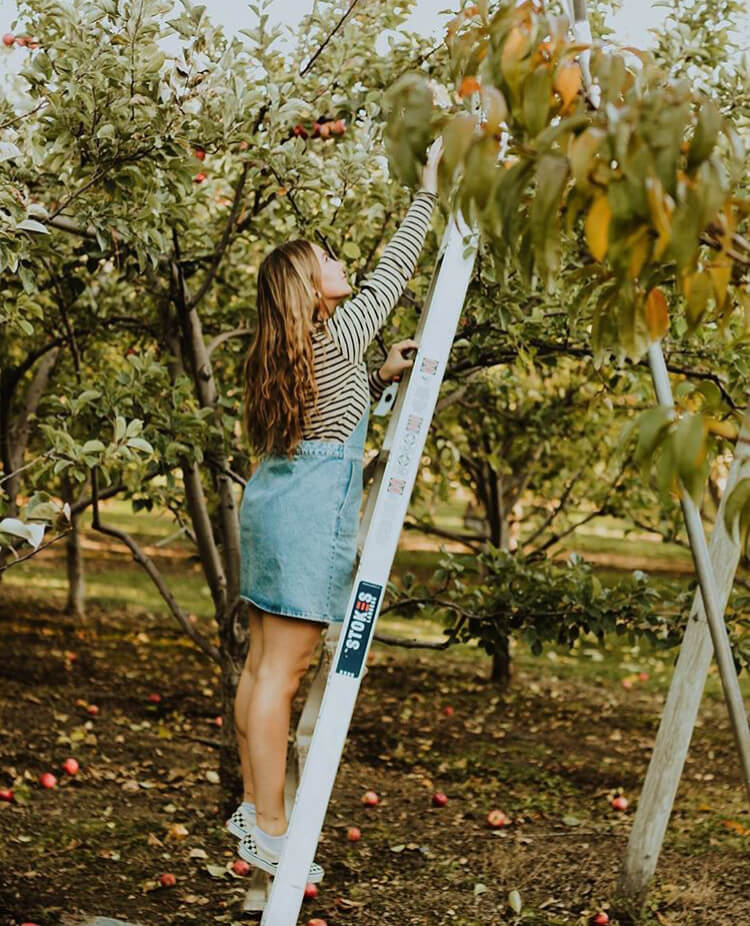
[432,791,448,807]
[193,147,206,161]
[62,758,79,776]
[362,790,379,806]
[194,172,207,184]
[232,859,250,876]
[303,882,318,899]
[346,826,361,841]
[160,872,176,887]
[39,772,57,789]
[2,33,14,46]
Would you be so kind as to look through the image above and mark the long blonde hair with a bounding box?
[242,239,332,459]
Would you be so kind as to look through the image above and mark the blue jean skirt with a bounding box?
[239,404,369,624]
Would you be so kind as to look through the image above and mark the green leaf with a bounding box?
[508,888,523,914]
[687,99,721,171]
[16,219,50,235]
[126,437,154,454]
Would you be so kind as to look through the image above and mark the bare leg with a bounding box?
[247,612,323,836]
[234,603,264,803]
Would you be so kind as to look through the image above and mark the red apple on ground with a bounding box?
[307,919,327,926]
[611,795,629,811]
[362,790,379,806]
[86,704,99,715]
[193,147,206,161]
[0,788,13,802]
[39,772,57,789]
[147,692,162,703]
[303,882,318,899]
[592,913,609,925]
[214,716,223,726]
[232,859,250,875]
[639,671,649,681]
[2,33,14,46]
[194,172,206,183]
[486,809,510,828]
[160,872,176,887]
[432,792,448,807]
[442,705,454,717]
[346,826,361,841]
[62,758,79,776]
[21,922,41,926]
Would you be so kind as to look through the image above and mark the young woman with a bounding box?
[227,138,444,882]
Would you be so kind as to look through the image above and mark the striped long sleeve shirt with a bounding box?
[304,189,437,441]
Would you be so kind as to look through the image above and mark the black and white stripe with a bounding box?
[303,190,437,442]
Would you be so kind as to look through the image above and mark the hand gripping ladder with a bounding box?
[247,206,479,924]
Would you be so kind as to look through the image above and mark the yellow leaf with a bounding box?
[554,64,582,110]
[627,227,651,279]
[584,194,611,261]
[480,85,508,132]
[645,287,669,340]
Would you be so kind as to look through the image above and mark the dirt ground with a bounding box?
[1,584,748,926]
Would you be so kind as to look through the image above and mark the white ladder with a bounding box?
[242,206,478,924]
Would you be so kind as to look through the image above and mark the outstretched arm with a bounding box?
[326,189,437,365]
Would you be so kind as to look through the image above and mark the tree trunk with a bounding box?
[490,635,513,693]
[62,475,86,618]
[217,597,250,819]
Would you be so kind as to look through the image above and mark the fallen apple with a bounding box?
[346,826,361,841]
[611,796,629,812]
[432,792,448,807]
[2,33,14,46]
[39,772,57,789]
[442,705,454,717]
[62,758,79,776]
[160,872,176,887]
[362,790,379,806]
[214,716,223,726]
[592,913,609,925]
[0,788,13,802]
[232,859,250,876]
[147,693,162,703]
[303,882,318,899]
[486,809,510,828]
[307,919,327,926]
[86,704,99,716]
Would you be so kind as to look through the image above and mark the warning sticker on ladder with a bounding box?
[335,580,383,678]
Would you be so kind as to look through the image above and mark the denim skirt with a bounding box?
[239,404,369,624]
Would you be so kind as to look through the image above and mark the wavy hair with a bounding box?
[242,239,332,459]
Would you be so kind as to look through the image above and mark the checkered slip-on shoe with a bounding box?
[226,803,256,840]
[238,830,325,883]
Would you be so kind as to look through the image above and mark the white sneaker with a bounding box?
[238,827,325,883]
[226,803,256,839]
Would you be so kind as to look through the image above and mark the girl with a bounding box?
[228,138,444,882]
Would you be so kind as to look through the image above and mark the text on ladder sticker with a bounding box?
[335,581,383,678]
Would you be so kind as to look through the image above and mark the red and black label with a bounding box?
[335,581,383,678]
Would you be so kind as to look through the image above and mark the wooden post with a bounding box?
[616,399,750,907]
